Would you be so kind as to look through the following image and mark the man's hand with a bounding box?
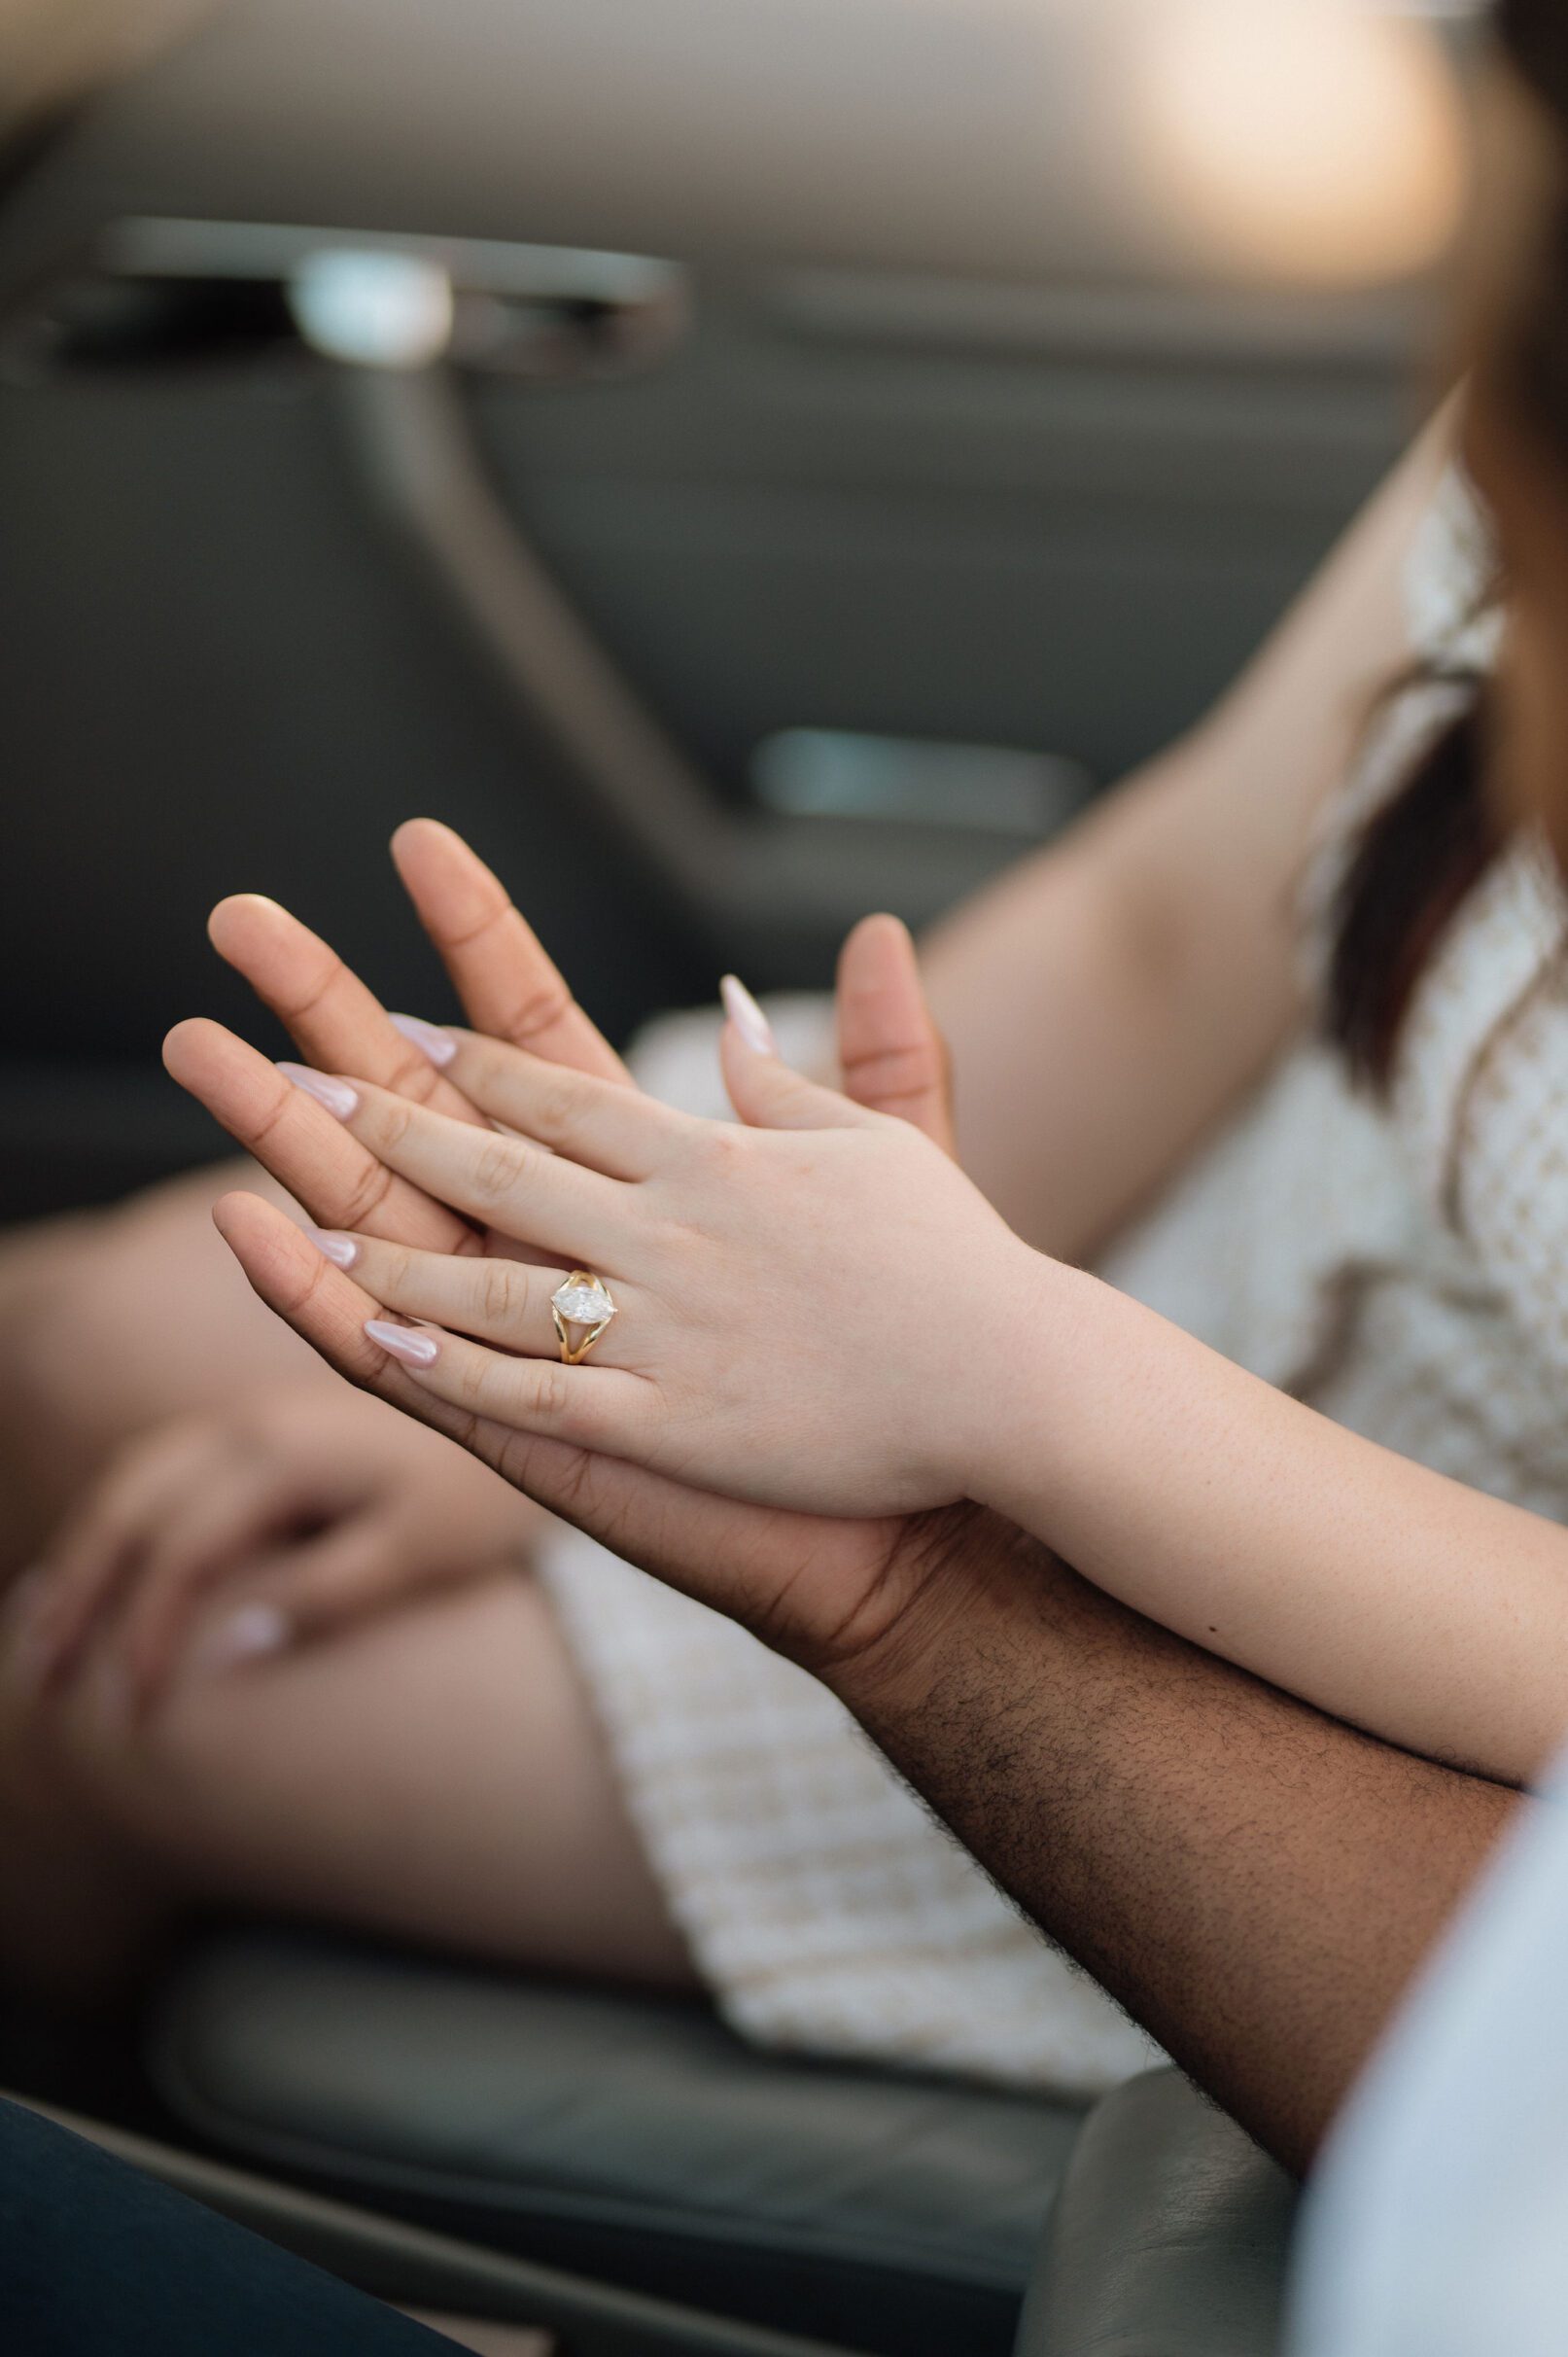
[179,821,953,1261]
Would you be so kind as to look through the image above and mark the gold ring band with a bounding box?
[551,1272,616,1365]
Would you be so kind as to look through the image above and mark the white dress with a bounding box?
[538,473,1568,2095]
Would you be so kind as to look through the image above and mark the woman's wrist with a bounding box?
[938,1245,1108,1528]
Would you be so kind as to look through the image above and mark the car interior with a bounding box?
[0,2,1477,2350]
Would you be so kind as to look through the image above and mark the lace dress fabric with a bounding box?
[538,472,1567,2093]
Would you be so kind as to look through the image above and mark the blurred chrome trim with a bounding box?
[100,216,683,306]
[94,217,692,378]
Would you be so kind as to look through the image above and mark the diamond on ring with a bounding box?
[552,1280,616,1328]
[552,1273,616,1364]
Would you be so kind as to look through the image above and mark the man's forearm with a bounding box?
[833,1512,1518,2176]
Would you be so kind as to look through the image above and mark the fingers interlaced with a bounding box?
[163,1021,480,1255]
[391,821,632,1084]
[207,894,484,1125]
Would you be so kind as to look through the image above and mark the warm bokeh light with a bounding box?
[1137,0,1470,286]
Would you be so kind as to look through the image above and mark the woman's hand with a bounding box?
[18,1388,539,1711]
[193,1188,992,1676]
[262,1017,1042,1519]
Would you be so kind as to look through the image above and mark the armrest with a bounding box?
[1015,2069,1298,2357]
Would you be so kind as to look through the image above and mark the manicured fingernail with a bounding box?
[720,974,777,1057]
[278,1063,360,1120]
[390,1012,459,1068]
[192,1601,293,1678]
[303,1225,360,1270]
[366,1319,441,1369]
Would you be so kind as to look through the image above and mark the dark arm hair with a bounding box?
[837,1509,1518,2177]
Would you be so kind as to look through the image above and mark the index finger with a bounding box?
[391,820,632,1084]
[207,894,485,1126]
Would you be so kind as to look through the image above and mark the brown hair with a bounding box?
[1327,0,1568,1087]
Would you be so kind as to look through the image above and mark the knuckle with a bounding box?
[381,1244,417,1299]
[479,1259,529,1329]
[447,1406,484,1456]
[464,1038,510,1099]
[530,1079,579,1139]
[453,1353,494,1414]
[499,977,574,1047]
[534,1363,573,1425]
[290,1239,345,1322]
[384,1045,444,1107]
[281,946,346,1026]
[245,1084,299,1157]
[376,1097,416,1151]
[694,1124,745,1180]
[470,1135,527,1206]
[336,1159,396,1233]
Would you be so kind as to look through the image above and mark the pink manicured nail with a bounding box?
[720,974,777,1057]
[303,1226,360,1270]
[192,1602,293,1678]
[278,1063,359,1119]
[390,1012,458,1068]
[366,1319,441,1369]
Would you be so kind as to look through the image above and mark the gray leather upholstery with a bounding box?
[1016,2069,1298,2357]
[149,1931,1086,2357]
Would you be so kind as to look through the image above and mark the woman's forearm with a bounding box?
[919,414,1449,1265]
[919,759,1299,1264]
[972,1265,1568,1788]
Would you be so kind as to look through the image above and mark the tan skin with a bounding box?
[0,74,1560,2180]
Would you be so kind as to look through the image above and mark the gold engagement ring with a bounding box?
[551,1273,616,1364]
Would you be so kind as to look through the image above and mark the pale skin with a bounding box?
[0,406,1525,2170]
